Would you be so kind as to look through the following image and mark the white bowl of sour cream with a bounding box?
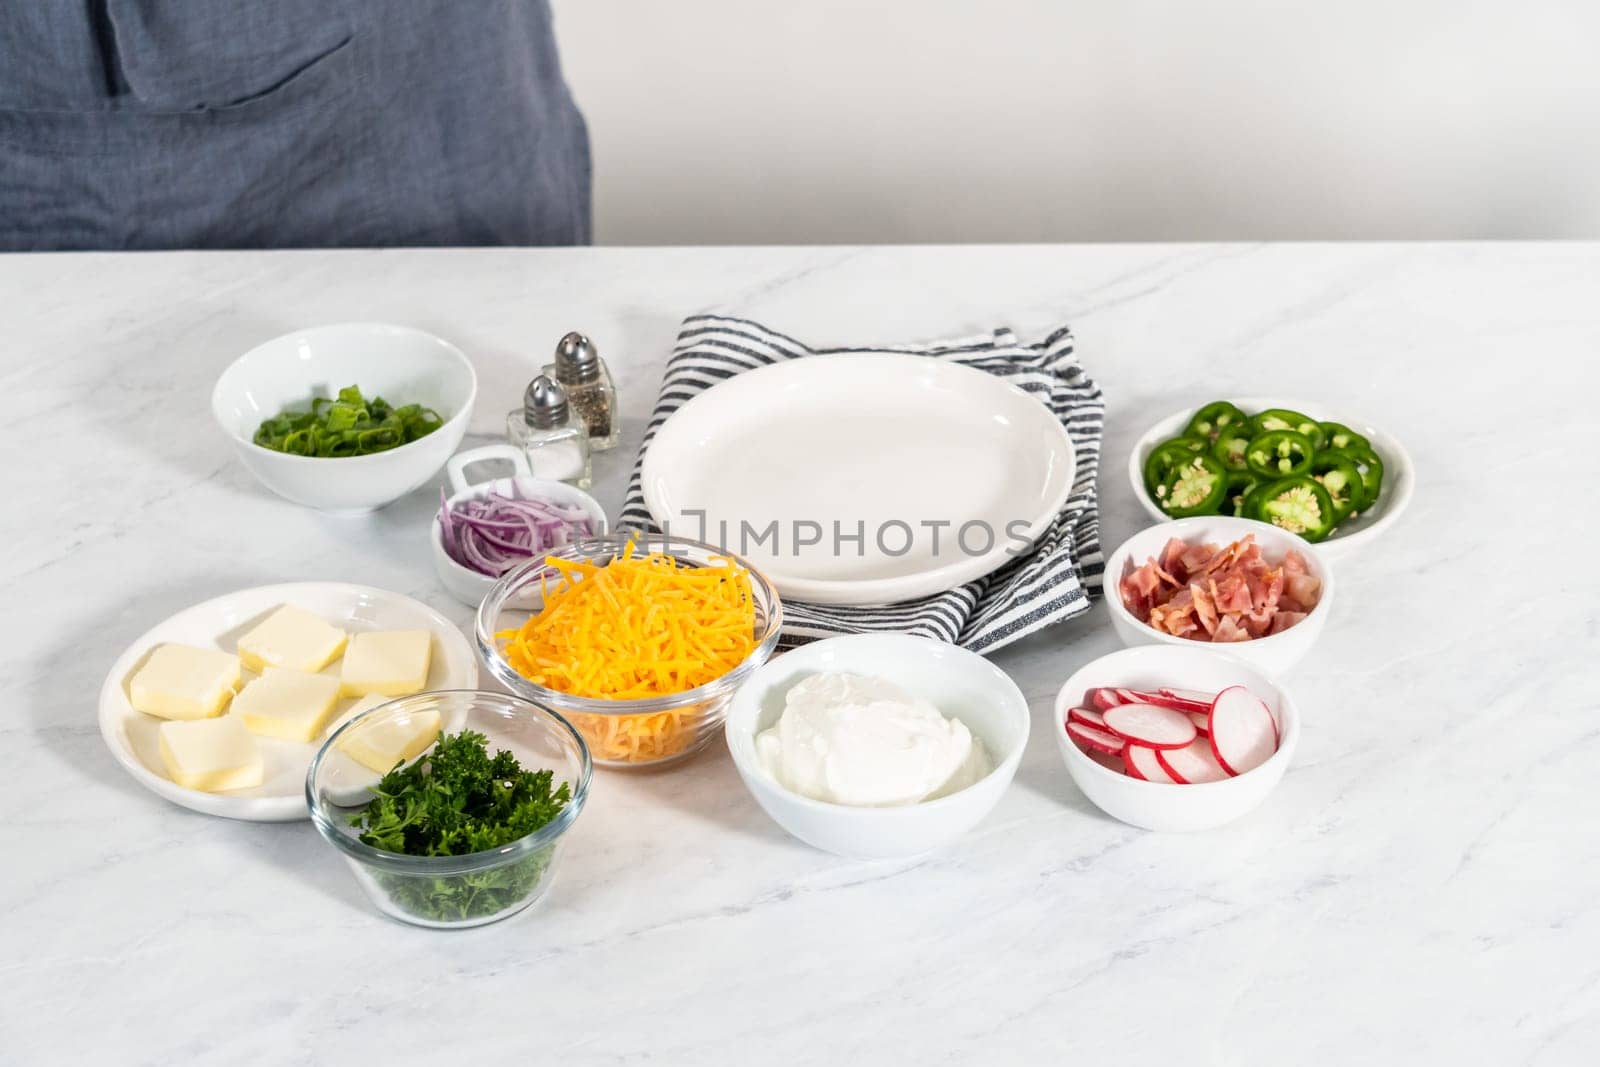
[725,634,1029,859]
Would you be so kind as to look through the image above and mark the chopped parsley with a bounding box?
[349,730,572,923]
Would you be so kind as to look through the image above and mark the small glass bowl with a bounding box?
[475,532,783,770]
[306,690,592,929]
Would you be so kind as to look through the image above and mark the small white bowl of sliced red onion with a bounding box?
[1054,645,1299,831]
[432,444,607,607]
[1104,515,1332,675]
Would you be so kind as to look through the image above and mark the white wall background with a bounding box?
[552,0,1600,244]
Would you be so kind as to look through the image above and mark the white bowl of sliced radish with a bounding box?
[1104,515,1332,675]
[1053,646,1298,831]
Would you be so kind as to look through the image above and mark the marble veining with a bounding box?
[1,244,1596,1066]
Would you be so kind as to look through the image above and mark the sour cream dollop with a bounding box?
[754,672,991,806]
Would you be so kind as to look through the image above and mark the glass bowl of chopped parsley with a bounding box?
[306,690,592,929]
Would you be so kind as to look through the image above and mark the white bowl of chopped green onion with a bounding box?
[212,322,477,513]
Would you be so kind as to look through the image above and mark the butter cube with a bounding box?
[159,716,263,792]
[128,644,241,720]
[236,604,348,673]
[233,667,342,742]
[330,694,442,774]
[329,693,391,732]
[340,631,432,698]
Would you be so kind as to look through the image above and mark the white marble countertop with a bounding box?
[2,244,1594,1065]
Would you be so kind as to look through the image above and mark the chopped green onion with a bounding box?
[253,384,444,458]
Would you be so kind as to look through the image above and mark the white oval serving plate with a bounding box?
[98,583,477,822]
[641,354,1076,605]
[1127,397,1413,559]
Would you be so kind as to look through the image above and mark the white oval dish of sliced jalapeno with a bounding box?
[1128,397,1414,559]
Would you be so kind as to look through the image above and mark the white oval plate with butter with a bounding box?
[98,583,476,822]
[641,354,1076,606]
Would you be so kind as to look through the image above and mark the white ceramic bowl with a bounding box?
[1127,396,1413,559]
[725,634,1029,859]
[1054,645,1299,831]
[1104,515,1332,675]
[432,444,608,607]
[212,322,477,513]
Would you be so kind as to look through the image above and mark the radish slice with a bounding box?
[1187,710,1210,735]
[1156,738,1230,784]
[1113,687,1143,705]
[1124,745,1179,784]
[1208,685,1278,776]
[1068,706,1110,731]
[1102,703,1196,750]
[1084,746,1124,772]
[1117,687,1210,714]
[1067,722,1125,755]
[1089,688,1124,711]
[1162,687,1216,704]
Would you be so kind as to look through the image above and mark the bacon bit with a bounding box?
[1179,541,1219,576]
[1160,538,1191,577]
[1269,611,1309,635]
[1214,615,1251,642]
[1244,570,1284,631]
[1191,582,1220,635]
[1212,574,1253,616]
[1283,572,1323,613]
[1119,534,1319,642]
[1152,562,1182,587]
[1127,562,1163,599]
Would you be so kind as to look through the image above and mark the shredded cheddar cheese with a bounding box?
[498,543,758,762]
[565,708,701,764]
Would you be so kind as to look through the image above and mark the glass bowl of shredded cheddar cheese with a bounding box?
[475,533,783,768]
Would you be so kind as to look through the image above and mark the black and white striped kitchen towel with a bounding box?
[618,315,1105,654]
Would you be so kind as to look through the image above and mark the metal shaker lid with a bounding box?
[553,331,601,385]
[522,374,570,429]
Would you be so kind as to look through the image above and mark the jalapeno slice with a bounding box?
[1142,436,1210,495]
[1184,400,1249,442]
[1248,475,1336,542]
[1225,471,1259,517]
[1154,453,1228,517]
[1241,479,1274,521]
[1211,427,1253,471]
[1309,452,1362,523]
[1325,443,1384,510]
[1245,429,1315,479]
[1250,408,1327,450]
[1319,421,1370,453]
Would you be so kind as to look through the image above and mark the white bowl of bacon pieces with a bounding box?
[1105,516,1332,675]
[1053,645,1299,831]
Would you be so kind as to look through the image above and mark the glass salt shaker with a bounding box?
[506,375,592,489]
[542,331,619,451]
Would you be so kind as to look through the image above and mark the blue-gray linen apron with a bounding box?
[0,0,591,249]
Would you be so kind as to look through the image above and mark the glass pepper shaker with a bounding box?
[542,332,618,451]
[506,374,592,489]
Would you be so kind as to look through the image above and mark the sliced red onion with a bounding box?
[438,487,597,577]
